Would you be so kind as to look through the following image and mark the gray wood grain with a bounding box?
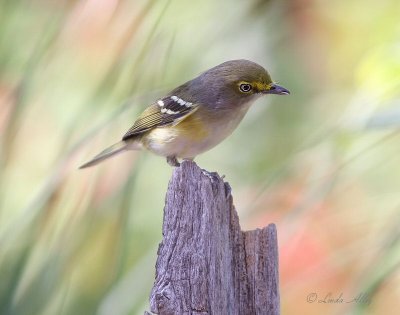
[146,161,279,315]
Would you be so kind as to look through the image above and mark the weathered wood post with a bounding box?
[145,161,279,315]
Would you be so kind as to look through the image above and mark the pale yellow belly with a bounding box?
[142,106,250,159]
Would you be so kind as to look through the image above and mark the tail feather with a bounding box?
[79,141,128,169]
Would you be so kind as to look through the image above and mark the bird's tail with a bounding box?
[79,141,130,169]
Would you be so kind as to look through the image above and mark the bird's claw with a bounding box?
[167,156,180,167]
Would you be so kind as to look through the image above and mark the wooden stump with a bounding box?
[146,161,279,315]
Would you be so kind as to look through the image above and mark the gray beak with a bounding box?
[263,83,290,95]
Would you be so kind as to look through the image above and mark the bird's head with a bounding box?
[183,59,289,108]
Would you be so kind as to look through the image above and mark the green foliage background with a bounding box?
[1,0,400,314]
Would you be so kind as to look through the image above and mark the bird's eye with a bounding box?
[239,83,252,93]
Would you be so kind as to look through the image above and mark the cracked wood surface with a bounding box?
[146,161,279,315]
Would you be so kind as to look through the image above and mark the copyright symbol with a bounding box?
[307,293,317,303]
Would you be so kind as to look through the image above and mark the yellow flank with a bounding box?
[142,101,253,159]
[173,112,209,141]
[142,111,210,158]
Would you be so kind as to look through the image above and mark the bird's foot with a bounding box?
[167,156,180,167]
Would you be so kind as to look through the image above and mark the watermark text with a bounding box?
[307,292,372,305]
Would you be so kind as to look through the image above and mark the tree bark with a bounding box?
[146,161,279,315]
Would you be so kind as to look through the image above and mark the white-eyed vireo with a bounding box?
[80,59,289,168]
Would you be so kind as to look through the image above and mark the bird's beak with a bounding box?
[263,83,290,95]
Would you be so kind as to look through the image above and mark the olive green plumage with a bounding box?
[80,59,289,168]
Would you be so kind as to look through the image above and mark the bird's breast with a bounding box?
[143,104,251,159]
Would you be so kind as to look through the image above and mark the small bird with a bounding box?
[80,59,289,168]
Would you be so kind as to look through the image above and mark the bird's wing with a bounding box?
[122,96,198,140]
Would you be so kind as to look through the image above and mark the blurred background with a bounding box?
[1,0,400,314]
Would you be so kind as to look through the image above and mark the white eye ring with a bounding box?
[239,83,252,93]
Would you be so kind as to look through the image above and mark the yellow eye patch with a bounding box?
[238,81,273,93]
[253,81,273,91]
